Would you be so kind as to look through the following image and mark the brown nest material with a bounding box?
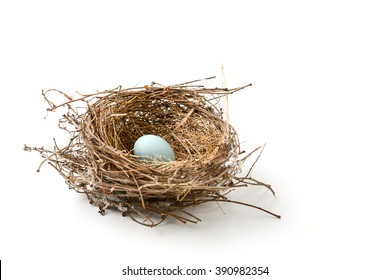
[25,77,280,226]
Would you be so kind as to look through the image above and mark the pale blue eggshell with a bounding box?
[133,134,176,162]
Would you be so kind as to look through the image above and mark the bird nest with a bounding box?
[25,77,280,226]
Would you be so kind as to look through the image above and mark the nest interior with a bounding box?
[25,78,279,226]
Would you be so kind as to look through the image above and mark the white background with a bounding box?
[1,0,389,279]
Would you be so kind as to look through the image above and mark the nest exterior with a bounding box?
[25,78,279,226]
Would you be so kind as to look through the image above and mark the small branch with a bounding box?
[213,199,281,219]
[171,76,216,87]
[245,143,266,178]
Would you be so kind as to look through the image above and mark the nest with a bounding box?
[25,77,279,226]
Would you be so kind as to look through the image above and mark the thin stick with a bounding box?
[171,76,216,87]
[245,143,266,178]
[213,199,281,219]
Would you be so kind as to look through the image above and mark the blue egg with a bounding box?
[133,134,176,162]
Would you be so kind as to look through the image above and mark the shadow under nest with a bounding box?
[25,78,280,226]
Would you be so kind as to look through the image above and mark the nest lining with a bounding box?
[25,78,279,226]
